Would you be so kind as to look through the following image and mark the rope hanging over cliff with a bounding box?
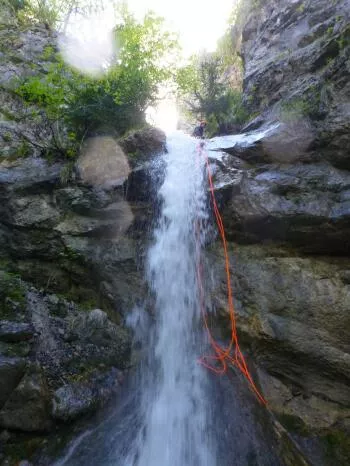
[195,142,266,405]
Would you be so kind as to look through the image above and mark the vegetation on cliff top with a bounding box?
[1,0,178,159]
[175,2,248,136]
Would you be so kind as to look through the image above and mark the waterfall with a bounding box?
[52,128,285,466]
[124,131,215,466]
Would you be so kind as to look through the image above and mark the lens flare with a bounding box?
[59,12,115,77]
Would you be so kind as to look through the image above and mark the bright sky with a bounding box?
[127,0,235,56]
[63,0,235,62]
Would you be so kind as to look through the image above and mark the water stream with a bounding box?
[125,132,214,466]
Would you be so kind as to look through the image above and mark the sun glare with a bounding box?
[128,0,235,56]
[147,101,179,133]
[61,0,235,74]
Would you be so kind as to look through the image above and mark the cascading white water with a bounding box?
[125,131,215,466]
[52,126,286,466]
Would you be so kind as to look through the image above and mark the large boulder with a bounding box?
[211,158,350,254]
[119,127,166,165]
[0,370,51,432]
[51,368,122,422]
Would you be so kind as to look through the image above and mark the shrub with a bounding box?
[176,53,249,136]
[16,7,178,158]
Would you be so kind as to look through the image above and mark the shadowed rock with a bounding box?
[0,356,26,408]
[0,321,34,342]
[0,370,51,432]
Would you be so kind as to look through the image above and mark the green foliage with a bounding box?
[16,6,178,158]
[337,25,350,49]
[14,1,93,29]
[0,270,26,319]
[176,53,249,136]
[59,160,75,184]
[280,98,312,121]
[0,0,27,13]
[2,131,12,142]
[17,140,30,157]
[217,28,239,68]
[16,0,60,27]
[296,2,305,13]
[322,430,350,466]
[205,114,219,138]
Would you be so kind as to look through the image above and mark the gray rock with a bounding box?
[241,0,350,169]
[0,370,51,432]
[51,369,120,422]
[0,321,34,342]
[119,126,166,166]
[67,309,131,368]
[0,356,26,408]
[7,194,61,228]
[54,206,133,237]
[209,243,350,424]
[213,157,350,253]
[0,158,62,193]
[54,186,114,215]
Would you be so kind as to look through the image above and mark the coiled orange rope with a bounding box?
[195,143,266,405]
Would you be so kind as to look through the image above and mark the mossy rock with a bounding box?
[0,270,26,320]
[322,430,350,466]
[277,413,309,437]
[1,432,46,466]
[0,340,31,357]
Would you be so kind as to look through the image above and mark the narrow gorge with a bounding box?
[0,1,349,465]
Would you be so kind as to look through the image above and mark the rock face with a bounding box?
[0,370,51,432]
[207,1,350,463]
[51,368,122,422]
[0,271,131,462]
[242,0,350,169]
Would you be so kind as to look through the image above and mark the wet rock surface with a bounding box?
[212,157,350,254]
[208,240,350,464]
[208,126,350,463]
[203,1,350,462]
[0,152,155,315]
[0,356,26,408]
[51,368,122,422]
[0,322,34,343]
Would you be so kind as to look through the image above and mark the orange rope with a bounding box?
[195,143,266,405]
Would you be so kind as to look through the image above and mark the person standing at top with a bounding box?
[192,120,206,139]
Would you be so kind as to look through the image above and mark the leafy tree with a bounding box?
[11,0,109,30]
[176,53,248,136]
[16,6,179,158]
